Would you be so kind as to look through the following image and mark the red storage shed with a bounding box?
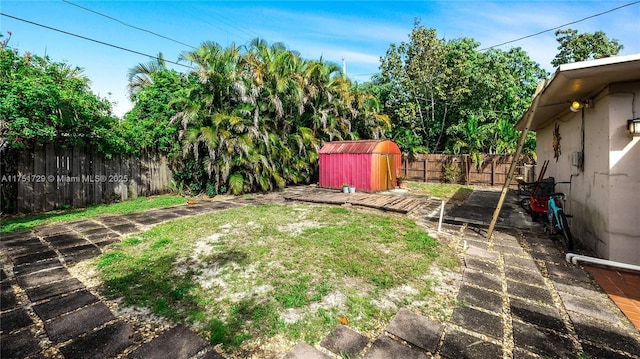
[319,140,402,192]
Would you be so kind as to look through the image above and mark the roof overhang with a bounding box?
[515,54,640,131]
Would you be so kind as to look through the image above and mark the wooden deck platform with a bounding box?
[283,189,424,214]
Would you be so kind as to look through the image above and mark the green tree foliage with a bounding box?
[379,21,547,157]
[551,28,623,67]
[0,33,120,156]
[128,39,391,195]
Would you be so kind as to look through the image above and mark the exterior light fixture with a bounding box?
[628,119,640,136]
[569,99,593,113]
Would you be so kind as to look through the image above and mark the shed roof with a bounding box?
[515,53,640,131]
[319,140,400,154]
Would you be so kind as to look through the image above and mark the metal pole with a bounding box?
[438,200,445,232]
[486,81,545,240]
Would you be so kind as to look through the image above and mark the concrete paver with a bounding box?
[456,283,502,312]
[283,342,330,359]
[0,328,42,358]
[32,290,99,320]
[362,335,428,359]
[45,302,115,343]
[58,320,140,359]
[439,329,503,359]
[451,306,503,340]
[385,307,443,353]
[319,324,369,357]
[128,325,209,359]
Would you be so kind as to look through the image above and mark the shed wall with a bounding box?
[319,154,372,191]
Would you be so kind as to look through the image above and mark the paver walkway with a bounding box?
[1,200,247,359]
[284,188,640,359]
[2,187,639,358]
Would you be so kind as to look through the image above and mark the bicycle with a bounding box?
[545,193,574,251]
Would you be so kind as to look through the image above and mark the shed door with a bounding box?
[382,154,395,190]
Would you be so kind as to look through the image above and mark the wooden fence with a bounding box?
[401,154,536,186]
[1,143,172,213]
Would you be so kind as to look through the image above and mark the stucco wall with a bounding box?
[535,82,640,265]
[607,82,640,264]
[536,90,611,259]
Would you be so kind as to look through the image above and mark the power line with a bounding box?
[0,12,195,70]
[479,1,640,51]
[61,0,197,50]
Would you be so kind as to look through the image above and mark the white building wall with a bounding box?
[607,82,640,265]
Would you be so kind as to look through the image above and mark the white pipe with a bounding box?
[438,200,445,232]
[566,253,640,272]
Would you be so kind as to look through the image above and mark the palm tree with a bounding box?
[127,52,166,98]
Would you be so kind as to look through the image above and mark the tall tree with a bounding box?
[551,28,623,67]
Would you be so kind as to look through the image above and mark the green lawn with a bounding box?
[96,203,460,354]
[1,195,187,233]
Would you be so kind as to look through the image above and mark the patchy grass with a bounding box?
[406,182,473,203]
[1,195,186,233]
[96,204,460,355]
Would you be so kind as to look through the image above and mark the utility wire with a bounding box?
[479,0,640,51]
[0,13,195,70]
[61,0,197,50]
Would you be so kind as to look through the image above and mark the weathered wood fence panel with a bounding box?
[401,154,535,186]
[2,144,171,213]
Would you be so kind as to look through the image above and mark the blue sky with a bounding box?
[2,1,639,117]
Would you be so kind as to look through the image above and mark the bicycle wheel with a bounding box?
[520,198,531,214]
[559,212,574,250]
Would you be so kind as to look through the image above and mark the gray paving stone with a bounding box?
[512,321,576,359]
[465,245,498,261]
[1,283,18,310]
[529,248,566,264]
[362,335,428,359]
[451,306,503,339]
[12,258,63,276]
[494,244,526,256]
[128,325,209,359]
[464,257,500,276]
[0,307,33,332]
[507,280,554,305]
[386,308,443,352]
[109,223,139,234]
[505,265,545,287]
[283,342,330,359]
[77,226,111,236]
[510,298,567,333]
[59,244,102,264]
[546,263,591,282]
[463,268,502,292]
[1,238,49,256]
[512,347,539,359]
[0,328,42,358]
[456,284,502,312]
[581,342,638,359]
[440,329,503,359]
[0,231,34,242]
[70,220,102,230]
[464,239,489,250]
[45,302,115,343]
[320,324,369,357]
[15,267,71,289]
[25,278,85,302]
[557,290,622,324]
[503,254,539,272]
[59,320,140,359]
[571,312,640,356]
[0,268,7,282]
[552,277,602,298]
[10,250,58,266]
[33,290,99,321]
[44,233,90,249]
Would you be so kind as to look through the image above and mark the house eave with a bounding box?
[515,54,640,131]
